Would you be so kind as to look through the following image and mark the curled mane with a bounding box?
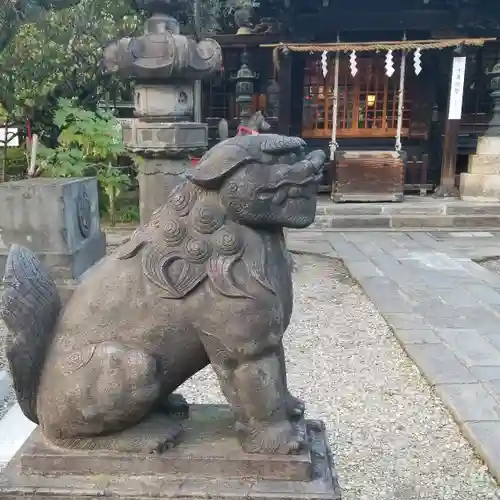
[115,181,274,299]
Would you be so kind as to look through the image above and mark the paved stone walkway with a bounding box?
[287,229,500,483]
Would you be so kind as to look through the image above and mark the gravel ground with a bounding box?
[0,254,499,498]
[179,254,500,500]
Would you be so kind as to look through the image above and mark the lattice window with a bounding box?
[302,55,411,138]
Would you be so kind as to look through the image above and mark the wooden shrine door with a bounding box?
[301,54,411,139]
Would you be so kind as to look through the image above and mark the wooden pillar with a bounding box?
[434,46,466,197]
[277,50,292,136]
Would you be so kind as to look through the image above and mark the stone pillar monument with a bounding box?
[460,60,500,201]
[103,0,222,224]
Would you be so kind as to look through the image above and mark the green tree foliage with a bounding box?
[38,98,136,225]
[0,0,82,53]
[0,0,141,126]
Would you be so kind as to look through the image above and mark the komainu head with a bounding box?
[116,134,325,299]
[186,134,326,229]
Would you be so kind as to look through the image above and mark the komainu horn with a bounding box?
[0,134,326,455]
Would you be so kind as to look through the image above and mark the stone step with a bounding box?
[317,202,500,217]
[309,213,500,230]
[468,154,500,175]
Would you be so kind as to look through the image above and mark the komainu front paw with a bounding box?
[287,393,305,420]
[238,420,306,455]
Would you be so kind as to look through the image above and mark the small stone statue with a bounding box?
[1,134,326,455]
[237,110,272,135]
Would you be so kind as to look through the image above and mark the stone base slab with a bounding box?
[0,405,341,500]
[475,136,500,155]
[468,154,500,175]
[460,173,500,201]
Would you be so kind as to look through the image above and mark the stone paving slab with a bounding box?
[285,228,500,483]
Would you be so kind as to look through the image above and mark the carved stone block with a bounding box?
[124,119,207,153]
[461,137,500,201]
[0,177,105,294]
[134,83,194,118]
[0,405,341,500]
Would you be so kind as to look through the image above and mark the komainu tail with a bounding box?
[0,245,61,423]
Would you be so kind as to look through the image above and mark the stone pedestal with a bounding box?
[460,136,500,201]
[0,405,341,499]
[122,118,208,224]
[0,177,106,302]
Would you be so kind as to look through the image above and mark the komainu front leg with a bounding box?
[278,342,305,420]
[201,328,306,455]
[232,351,306,454]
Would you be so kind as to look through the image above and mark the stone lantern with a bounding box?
[460,56,500,201]
[232,51,258,128]
[103,0,222,224]
[484,61,500,137]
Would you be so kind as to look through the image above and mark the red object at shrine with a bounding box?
[237,125,259,136]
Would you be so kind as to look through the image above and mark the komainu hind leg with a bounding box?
[39,341,181,453]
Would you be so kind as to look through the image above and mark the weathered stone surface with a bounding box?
[0,407,341,500]
[19,406,312,481]
[468,154,500,175]
[138,156,191,223]
[474,136,500,156]
[384,312,432,331]
[446,204,500,215]
[394,329,441,345]
[328,215,391,228]
[103,11,221,82]
[402,343,476,385]
[390,215,455,228]
[462,421,500,483]
[434,383,500,422]
[437,329,500,367]
[125,120,208,153]
[469,365,500,381]
[0,134,328,458]
[460,173,500,202]
[0,177,105,281]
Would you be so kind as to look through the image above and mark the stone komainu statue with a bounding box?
[0,134,326,455]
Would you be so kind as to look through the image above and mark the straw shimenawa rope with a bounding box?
[267,37,496,70]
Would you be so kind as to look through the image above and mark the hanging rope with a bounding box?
[395,45,407,152]
[330,36,340,161]
[267,37,495,70]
